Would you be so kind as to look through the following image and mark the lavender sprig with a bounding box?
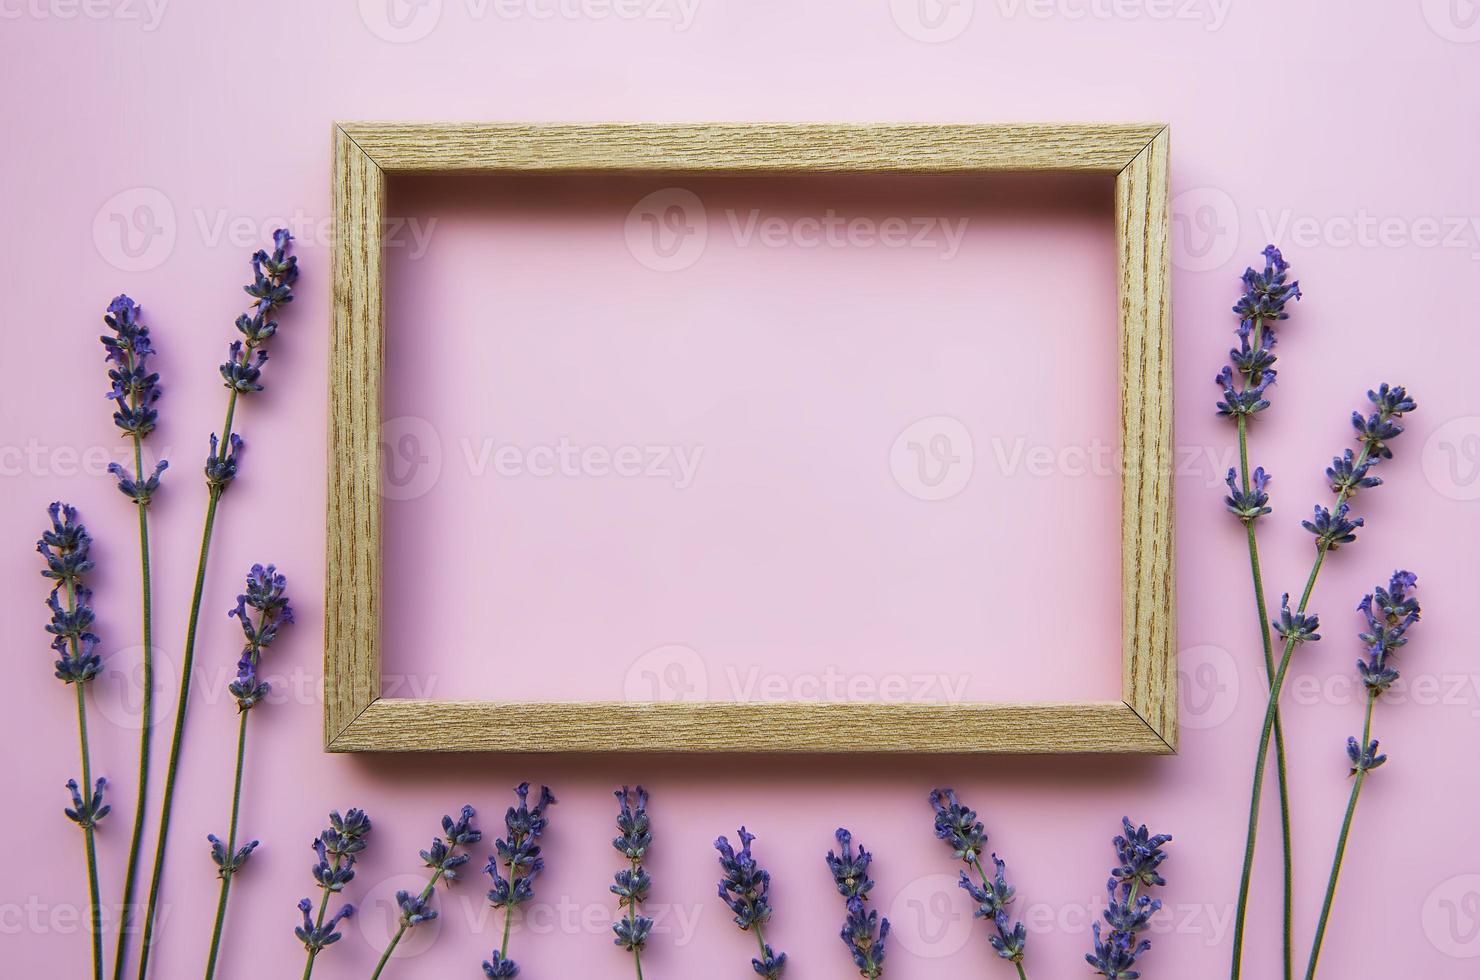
[483,783,558,977]
[203,565,294,979]
[829,829,889,978]
[39,503,106,980]
[612,786,654,978]
[1304,573,1421,979]
[717,827,787,978]
[929,789,1028,976]
[138,230,299,979]
[1216,245,1299,979]
[1086,818,1172,979]
[1230,383,1416,980]
[370,806,481,980]
[100,294,170,980]
[298,808,372,979]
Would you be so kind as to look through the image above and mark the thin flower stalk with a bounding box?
[202,565,293,978]
[612,786,653,980]
[369,806,480,980]
[1303,572,1420,979]
[1217,245,1298,979]
[99,295,168,980]
[716,827,787,979]
[40,503,109,980]
[928,790,1027,977]
[483,783,557,977]
[1086,818,1172,979]
[1228,384,1417,979]
[136,230,298,979]
[827,828,889,979]
[297,809,372,980]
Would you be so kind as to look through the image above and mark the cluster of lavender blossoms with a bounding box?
[716,828,787,979]
[371,806,482,980]
[1351,571,1423,763]
[225,564,293,710]
[102,295,168,502]
[827,828,889,978]
[484,783,558,978]
[612,786,654,975]
[1086,819,1172,979]
[40,504,110,823]
[297,808,372,977]
[929,790,1027,972]
[206,229,300,492]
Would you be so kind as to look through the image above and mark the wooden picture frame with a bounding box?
[326,122,1174,754]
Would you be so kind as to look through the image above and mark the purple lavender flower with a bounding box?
[298,809,371,976]
[612,786,654,968]
[226,564,293,711]
[1272,594,1320,645]
[1356,571,1420,695]
[101,295,169,503]
[1232,245,1301,330]
[830,829,889,977]
[1301,502,1363,550]
[826,827,875,900]
[1303,573,1424,976]
[370,806,480,979]
[1087,818,1171,978]
[1223,467,1271,523]
[841,896,889,978]
[928,789,1028,968]
[484,783,557,977]
[716,827,786,978]
[39,502,109,975]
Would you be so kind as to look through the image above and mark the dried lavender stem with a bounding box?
[135,400,230,979]
[203,708,250,979]
[1303,690,1377,980]
[1235,369,1293,980]
[369,870,444,980]
[65,577,104,980]
[112,423,154,980]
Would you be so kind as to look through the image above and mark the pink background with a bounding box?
[3,2,1479,978]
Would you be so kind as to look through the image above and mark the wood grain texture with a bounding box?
[325,126,386,748]
[327,699,1172,754]
[339,122,1165,173]
[324,121,1176,753]
[1114,127,1177,751]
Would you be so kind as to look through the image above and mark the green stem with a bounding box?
[113,429,154,980]
[1230,428,1375,980]
[301,890,332,980]
[1235,410,1294,980]
[203,709,250,979]
[1229,549,1327,980]
[137,392,238,980]
[75,680,104,980]
[629,856,644,980]
[1303,692,1377,980]
[369,870,444,980]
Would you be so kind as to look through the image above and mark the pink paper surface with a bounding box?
[3,3,1479,978]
